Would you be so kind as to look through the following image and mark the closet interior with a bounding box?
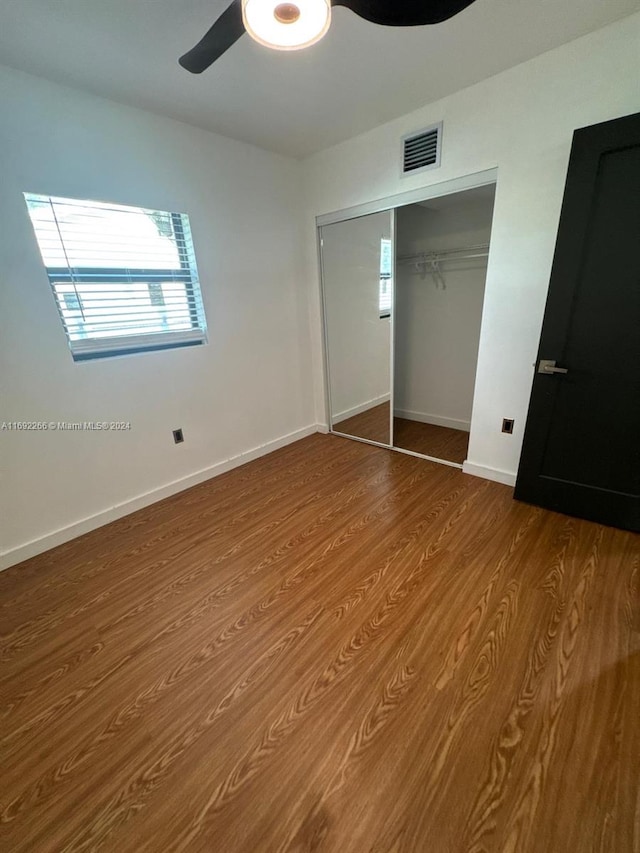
[320,182,496,468]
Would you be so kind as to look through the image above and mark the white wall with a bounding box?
[394,196,494,432]
[0,65,315,567]
[304,13,640,485]
[321,212,391,421]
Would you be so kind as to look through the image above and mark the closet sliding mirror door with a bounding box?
[321,211,394,446]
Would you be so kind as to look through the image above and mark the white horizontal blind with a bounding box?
[24,193,207,359]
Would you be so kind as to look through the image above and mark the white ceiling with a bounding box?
[0,0,636,158]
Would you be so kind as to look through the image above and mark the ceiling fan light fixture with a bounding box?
[242,0,331,51]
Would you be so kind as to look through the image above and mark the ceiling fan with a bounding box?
[179,0,478,74]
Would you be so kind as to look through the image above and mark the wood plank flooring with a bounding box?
[0,434,638,853]
[333,404,469,464]
[393,417,469,464]
[334,402,391,445]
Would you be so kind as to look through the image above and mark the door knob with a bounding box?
[538,359,569,375]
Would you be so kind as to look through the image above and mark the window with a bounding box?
[24,193,207,360]
[379,238,392,318]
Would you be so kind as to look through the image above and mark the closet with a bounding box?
[320,182,496,468]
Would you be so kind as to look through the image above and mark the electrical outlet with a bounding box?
[173,428,184,444]
[502,419,514,435]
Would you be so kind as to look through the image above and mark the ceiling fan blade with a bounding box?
[179,0,246,74]
[331,0,478,26]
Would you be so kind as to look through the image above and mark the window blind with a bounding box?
[24,194,207,360]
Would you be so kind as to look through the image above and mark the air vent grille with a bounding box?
[402,124,442,175]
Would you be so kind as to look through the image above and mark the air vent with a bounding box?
[402,123,442,175]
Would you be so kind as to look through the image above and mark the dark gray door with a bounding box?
[515,112,640,532]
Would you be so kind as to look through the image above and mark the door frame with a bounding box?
[316,168,498,228]
[317,168,498,468]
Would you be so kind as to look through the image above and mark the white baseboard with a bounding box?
[462,461,516,487]
[0,424,321,572]
[394,409,471,433]
[333,394,390,425]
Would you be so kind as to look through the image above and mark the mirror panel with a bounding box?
[321,211,393,446]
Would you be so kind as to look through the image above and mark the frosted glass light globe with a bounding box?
[242,0,332,51]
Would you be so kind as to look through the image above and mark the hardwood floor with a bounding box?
[393,417,469,464]
[334,402,391,445]
[333,404,469,464]
[0,434,638,853]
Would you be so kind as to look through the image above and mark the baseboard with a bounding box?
[333,394,390,425]
[462,461,517,487]
[0,424,321,572]
[394,409,471,433]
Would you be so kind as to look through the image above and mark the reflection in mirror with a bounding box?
[321,211,393,446]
